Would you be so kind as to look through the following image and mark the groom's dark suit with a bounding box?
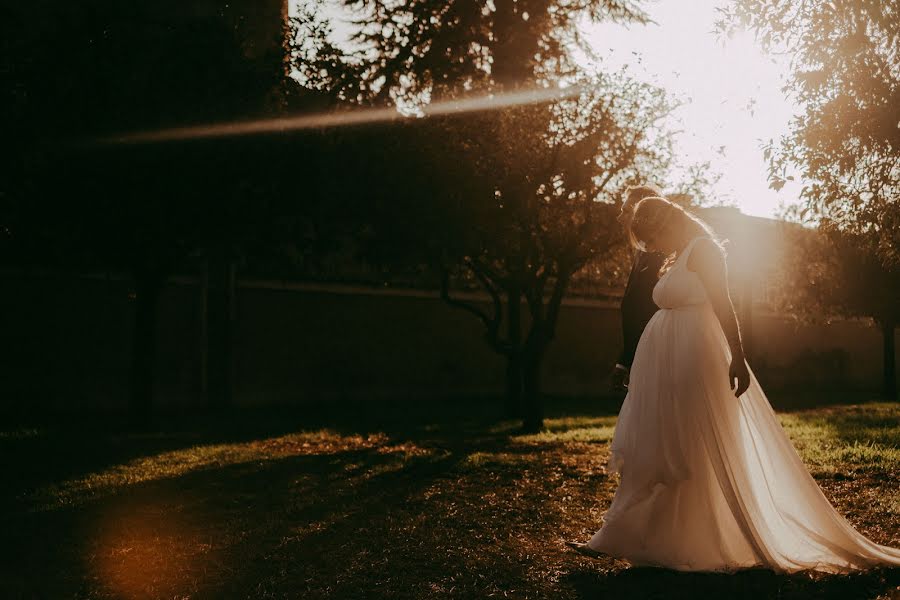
[618,249,665,368]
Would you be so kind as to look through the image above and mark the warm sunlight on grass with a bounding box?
[462,451,534,469]
[513,415,618,444]
[4,401,898,599]
[29,429,432,511]
[780,403,900,475]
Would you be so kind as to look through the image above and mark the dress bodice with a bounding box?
[651,236,710,309]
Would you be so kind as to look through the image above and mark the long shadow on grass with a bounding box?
[819,404,900,449]
[564,564,900,600]
[0,398,519,509]
[207,447,475,597]
[2,425,487,598]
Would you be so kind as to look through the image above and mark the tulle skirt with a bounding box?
[587,304,900,573]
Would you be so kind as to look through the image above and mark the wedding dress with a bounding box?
[586,236,900,573]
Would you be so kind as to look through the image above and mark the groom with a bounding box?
[565,185,667,559]
[610,185,666,392]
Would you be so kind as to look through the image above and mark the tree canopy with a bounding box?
[296,0,675,429]
[720,0,900,266]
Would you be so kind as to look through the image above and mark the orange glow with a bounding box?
[90,501,208,599]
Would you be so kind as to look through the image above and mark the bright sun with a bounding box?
[577,0,803,218]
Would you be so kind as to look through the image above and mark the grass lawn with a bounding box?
[2,398,899,599]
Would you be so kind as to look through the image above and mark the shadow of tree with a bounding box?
[2,438,473,598]
[0,398,516,507]
[814,404,900,448]
[3,397,898,599]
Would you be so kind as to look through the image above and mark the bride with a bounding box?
[568,196,900,573]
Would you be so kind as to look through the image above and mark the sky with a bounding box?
[304,0,804,219]
[575,0,804,217]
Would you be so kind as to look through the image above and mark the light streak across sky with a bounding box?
[100,84,589,145]
[108,1,804,218]
[316,0,804,218]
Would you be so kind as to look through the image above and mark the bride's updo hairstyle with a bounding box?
[628,196,725,273]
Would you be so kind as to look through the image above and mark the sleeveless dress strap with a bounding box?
[676,235,709,268]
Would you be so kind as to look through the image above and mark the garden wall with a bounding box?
[1,273,894,412]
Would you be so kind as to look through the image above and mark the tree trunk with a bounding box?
[199,261,209,402]
[491,0,546,89]
[505,288,523,418]
[518,272,572,432]
[130,269,162,426]
[883,320,897,401]
[521,344,545,433]
[206,245,235,409]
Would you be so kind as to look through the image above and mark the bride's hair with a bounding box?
[622,184,664,213]
[628,196,725,273]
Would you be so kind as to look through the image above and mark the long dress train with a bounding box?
[587,236,900,573]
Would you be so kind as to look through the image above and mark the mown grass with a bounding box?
[1,399,898,599]
[780,404,900,475]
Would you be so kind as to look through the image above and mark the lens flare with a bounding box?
[101,83,593,145]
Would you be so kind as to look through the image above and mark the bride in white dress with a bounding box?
[571,196,900,574]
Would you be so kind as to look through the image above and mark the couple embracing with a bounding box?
[566,186,900,574]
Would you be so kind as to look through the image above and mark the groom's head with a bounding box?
[619,184,664,227]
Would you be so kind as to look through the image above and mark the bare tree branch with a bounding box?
[439,262,513,356]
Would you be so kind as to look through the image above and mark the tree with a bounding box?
[720,1,899,400]
[773,227,899,400]
[719,1,900,266]
[307,0,674,430]
[2,1,291,422]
